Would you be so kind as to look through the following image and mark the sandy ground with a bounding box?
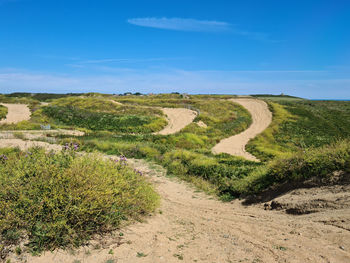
[0,139,62,152]
[7,159,349,263]
[0,129,84,140]
[196,120,207,128]
[2,140,348,262]
[0,104,31,124]
[154,108,197,135]
[212,99,272,161]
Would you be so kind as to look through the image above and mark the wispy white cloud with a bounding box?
[127,17,231,32]
[127,17,277,42]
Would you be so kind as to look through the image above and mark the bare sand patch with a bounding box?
[212,99,272,161]
[0,129,84,140]
[0,139,61,152]
[0,104,31,124]
[154,108,197,135]
[196,120,207,128]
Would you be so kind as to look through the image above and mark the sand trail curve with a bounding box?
[154,108,197,135]
[212,99,272,161]
[0,103,31,124]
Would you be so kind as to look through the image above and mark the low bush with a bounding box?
[229,139,350,196]
[0,147,159,254]
[0,105,8,120]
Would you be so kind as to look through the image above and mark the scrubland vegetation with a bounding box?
[0,105,7,120]
[0,147,158,255]
[1,92,349,256]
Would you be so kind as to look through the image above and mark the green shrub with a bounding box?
[42,106,165,133]
[0,105,8,120]
[229,140,350,196]
[0,148,159,253]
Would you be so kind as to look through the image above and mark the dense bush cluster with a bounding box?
[0,147,159,253]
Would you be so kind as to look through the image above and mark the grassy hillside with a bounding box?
[1,93,348,200]
[247,100,350,161]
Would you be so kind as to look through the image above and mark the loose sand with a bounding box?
[0,129,84,140]
[0,139,62,152]
[1,140,349,263]
[154,108,197,135]
[0,104,31,124]
[212,99,272,161]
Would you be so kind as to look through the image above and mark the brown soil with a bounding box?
[0,104,31,124]
[212,99,272,161]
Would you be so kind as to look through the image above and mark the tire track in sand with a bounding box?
[212,98,272,161]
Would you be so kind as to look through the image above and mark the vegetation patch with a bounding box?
[0,147,159,255]
[229,139,350,196]
[0,105,8,120]
[42,105,166,133]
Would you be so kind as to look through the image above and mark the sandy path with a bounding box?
[0,129,84,140]
[212,99,272,161]
[0,139,62,152]
[0,104,31,124]
[154,108,197,135]
[1,140,349,263]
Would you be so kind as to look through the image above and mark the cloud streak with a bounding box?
[127,17,277,42]
[127,17,231,32]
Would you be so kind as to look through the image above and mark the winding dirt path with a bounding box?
[1,139,349,263]
[154,108,197,135]
[0,104,31,124]
[212,99,272,161]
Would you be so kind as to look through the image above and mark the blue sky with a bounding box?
[0,0,349,99]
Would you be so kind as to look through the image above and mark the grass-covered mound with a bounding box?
[247,100,350,161]
[0,147,159,254]
[0,105,7,120]
[229,139,350,196]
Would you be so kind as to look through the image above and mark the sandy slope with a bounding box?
[0,104,31,124]
[154,108,197,135]
[1,140,349,263]
[212,99,272,161]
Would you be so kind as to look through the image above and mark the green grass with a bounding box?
[0,105,8,120]
[0,147,159,254]
[42,105,166,133]
[229,139,350,196]
[247,100,350,161]
[1,93,349,202]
